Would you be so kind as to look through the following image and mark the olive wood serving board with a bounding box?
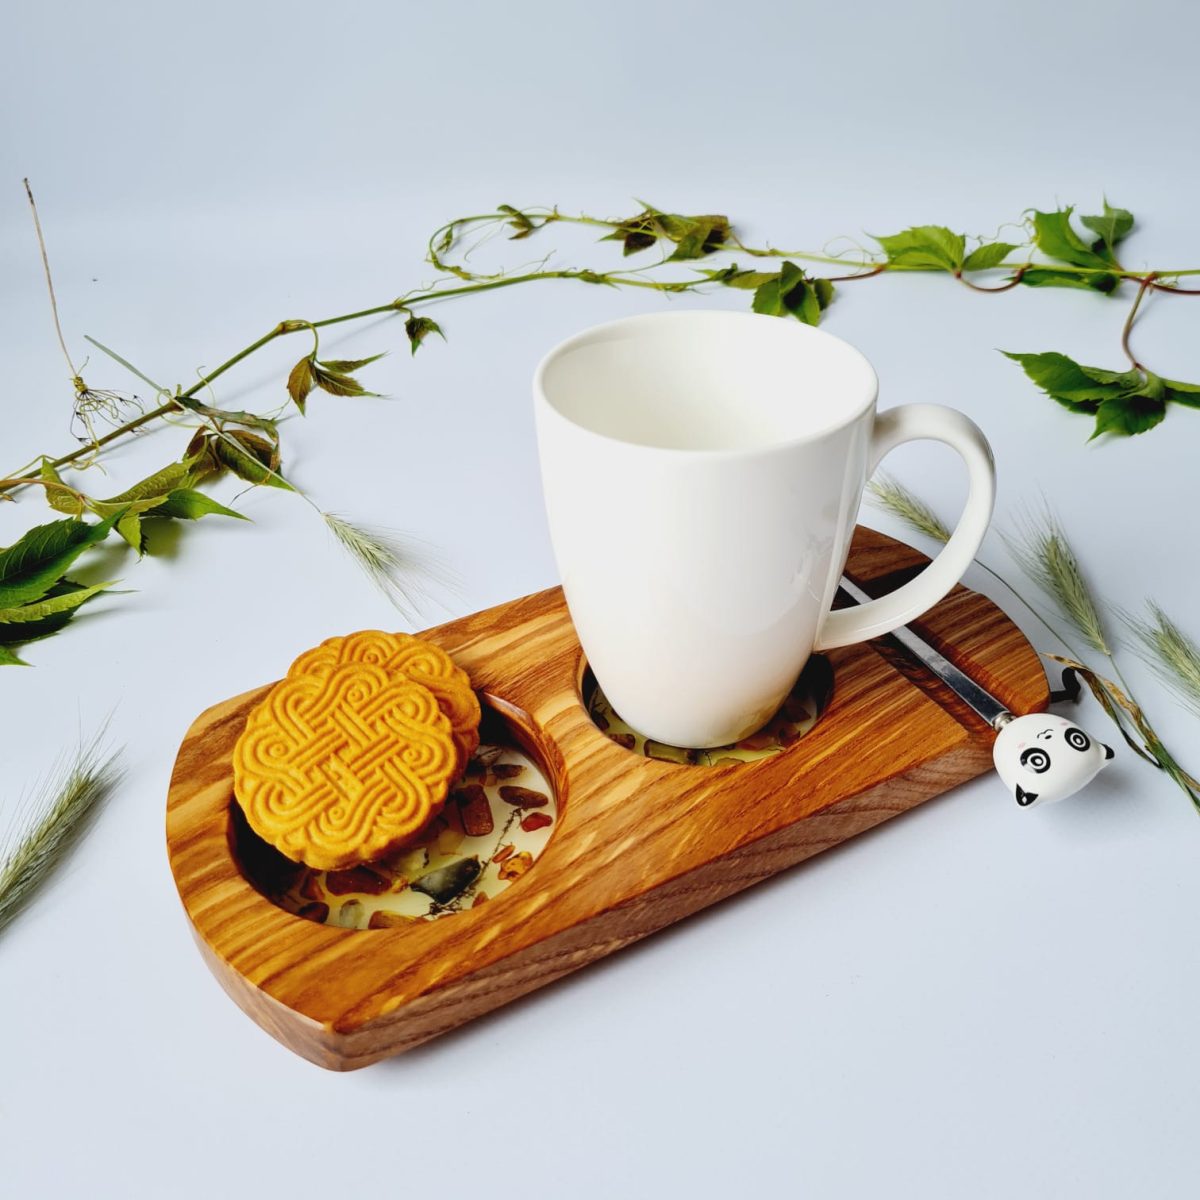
[166,527,1048,1070]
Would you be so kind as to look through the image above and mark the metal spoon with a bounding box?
[839,576,1113,807]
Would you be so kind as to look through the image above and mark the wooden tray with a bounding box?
[166,528,1048,1070]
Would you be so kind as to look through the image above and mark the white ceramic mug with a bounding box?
[534,310,995,748]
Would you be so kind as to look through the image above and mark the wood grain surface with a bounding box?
[166,528,1049,1070]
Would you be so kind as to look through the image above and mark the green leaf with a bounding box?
[0,513,121,609]
[1080,201,1133,255]
[1020,267,1120,293]
[115,510,144,554]
[311,360,374,398]
[1002,351,1136,413]
[318,353,386,373]
[284,352,386,405]
[1030,208,1112,269]
[0,644,27,666]
[873,225,965,271]
[1091,393,1167,439]
[498,203,539,239]
[174,395,278,435]
[1164,378,1200,408]
[211,431,293,491]
[962,242,1019,272]
[72,448,225,528]
[38,460,82,515]
[0,581,101,646]
[751,276,786,316]
[666,215,730,262]
[0,580,115,625]
[87,494,178,521]
[788,268,822,326]
[611,205,730,262]
[1137,370,1167,402]
[286,356,315,414]
[813,277,836,310]
[648,205,729,256]
[601,211,659,256]
[1077,363,1142,387]
[101,459,204,506]
[405,316,444,355]
[1008,352,1190,438]
[704,263,778,290]
[150,488,248,521]
[623,230,657,255]
[751,262,824,325]
[0,619,63,648]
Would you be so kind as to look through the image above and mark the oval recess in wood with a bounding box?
[230,703,563,929]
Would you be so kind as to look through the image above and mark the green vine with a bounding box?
[3,193,1197,664]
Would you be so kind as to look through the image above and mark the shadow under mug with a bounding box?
[534,310,995,749]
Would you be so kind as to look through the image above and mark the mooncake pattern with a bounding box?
[289,630,481,769]
[233,662,458,870]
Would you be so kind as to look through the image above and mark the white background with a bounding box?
[2,1,1199,1196]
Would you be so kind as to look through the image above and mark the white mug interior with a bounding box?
[537,309,878,453]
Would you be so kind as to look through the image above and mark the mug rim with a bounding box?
[533,309,880,458]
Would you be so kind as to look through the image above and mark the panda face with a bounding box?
[992,714,1114,808]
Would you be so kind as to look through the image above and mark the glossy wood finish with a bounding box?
[166,528,1048,1070]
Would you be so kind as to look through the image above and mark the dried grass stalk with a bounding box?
[1123,602,1200,718]
[0,730,123,938]
[1003,509,1111,656]
[322,512,460,622]
[865,473,952,544]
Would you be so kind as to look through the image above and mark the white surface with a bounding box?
[536,311,995,745]
[1,1,1198,1196]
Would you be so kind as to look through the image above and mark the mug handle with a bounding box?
[814,403,996,651]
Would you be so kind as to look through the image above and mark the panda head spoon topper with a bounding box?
[992,712,1114,808]
[837,576,1115,809]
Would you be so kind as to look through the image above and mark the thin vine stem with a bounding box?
[7,203,1200,502]
[824,265,888,283]
[1121,274,1156,372]
[956,267,1028,293]
[1151,281,1200,295]
[431,209,1200,280]
[0,268,693,495]
[23,178,78,379]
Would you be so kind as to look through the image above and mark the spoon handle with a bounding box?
[838,576,1012,729]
